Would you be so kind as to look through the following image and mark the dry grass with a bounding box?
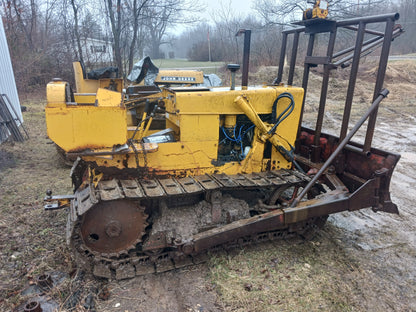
[208,234,358,312]
[0,98,74,310]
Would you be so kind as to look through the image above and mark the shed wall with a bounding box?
[0,17,22,143]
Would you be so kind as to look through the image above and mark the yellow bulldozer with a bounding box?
[44,13,403,279]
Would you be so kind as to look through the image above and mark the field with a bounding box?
[152,59,225,75]
[0,60,415,312]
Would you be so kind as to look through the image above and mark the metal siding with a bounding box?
[0,17,22,143]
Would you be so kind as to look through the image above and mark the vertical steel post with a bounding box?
[363,18,395,152]
[288,31,300,86]
[312,28,337,161]
[275,33,288,85]
[340,21,366,141]
[296,33,315,141]
[241,30,251,90]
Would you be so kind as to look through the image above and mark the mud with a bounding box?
[151,195,250,242]
[97,265,221,312]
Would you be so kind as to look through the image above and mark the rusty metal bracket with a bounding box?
[206,190,222,223]
[44,192,75,210]
[142,231,169,252]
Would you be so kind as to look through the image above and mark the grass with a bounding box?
[208,234,358,312]
[0,97,74,311]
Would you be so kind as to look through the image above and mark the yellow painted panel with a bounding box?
[179,115,219,142]
[143,141,217,171]
[271,148,291,170]
[166,112,180,128]
[73,62,100,93]
[86,141,218,172]
[46,105,127,152]
[85,139,266,175]
[96,88,123,107]
[169,86,304,115]
[270,88,303,169]
[74,94,96,104]
[165,118,179,135]
[46,81,68,107]
[53,84,304,176]
[72,62,123,94]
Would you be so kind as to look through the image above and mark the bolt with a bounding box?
[182,242,194,255]
[327,166,335,174]
[105,220,122,238]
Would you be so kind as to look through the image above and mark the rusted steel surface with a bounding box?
[297,123,399,214]
[298,129,400,180]
[67,142,158,156]
[288,31,300,86]
[312,27,337,159]
[192,209,287,253]
[274,32,287,85]
[24,301,42,312]
[364,17,396,152]
[66,170,311,278]
[340,21,366,141]
[36,274,52,288]
[80,199,147,257]
[292,89,390,207]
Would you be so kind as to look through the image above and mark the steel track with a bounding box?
[67,170,322,280]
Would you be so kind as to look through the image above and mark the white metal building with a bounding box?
[80,38,114,65]
[0,17,22,143]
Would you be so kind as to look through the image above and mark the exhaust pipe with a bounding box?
[236,29,251,90]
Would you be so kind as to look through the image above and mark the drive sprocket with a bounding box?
[80,199,147,258]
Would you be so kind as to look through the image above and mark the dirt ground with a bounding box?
[0,60,415,312]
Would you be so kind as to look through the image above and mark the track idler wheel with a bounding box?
[80,199,147,257]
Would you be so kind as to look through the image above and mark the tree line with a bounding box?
[2,0,415,92]
[2,0,199,90]
[181,0,415,64]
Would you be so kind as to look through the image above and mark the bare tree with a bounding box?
[10,0,38,50]
[143,0,202,59]
[125,0,150,73]
[70,0,84,64]
[255,0,385,25]
[210,1,244,62]
[105,0,124,75]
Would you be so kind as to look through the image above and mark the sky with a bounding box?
[201,0,256,20]
[173,0,258,34]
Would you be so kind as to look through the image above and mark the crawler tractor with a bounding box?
[45,14,403,279]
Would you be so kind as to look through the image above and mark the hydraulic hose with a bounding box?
[269,92,295,135]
